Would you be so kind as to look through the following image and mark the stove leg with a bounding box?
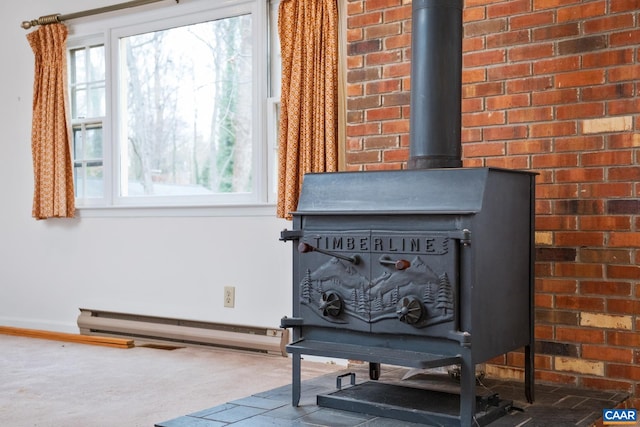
[292,353,301,406]
[369,362,380,380]
[459,357,476,426]
[525,343,535,403]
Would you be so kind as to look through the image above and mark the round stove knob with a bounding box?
[320,291,343,318]
[396,296,424,325]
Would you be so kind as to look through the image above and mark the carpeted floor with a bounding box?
[0,334,343,427]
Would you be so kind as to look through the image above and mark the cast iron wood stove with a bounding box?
[280,0,535,425]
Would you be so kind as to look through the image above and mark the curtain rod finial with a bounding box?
[21,20,35,30]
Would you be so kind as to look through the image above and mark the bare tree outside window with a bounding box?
[119,14,253,197]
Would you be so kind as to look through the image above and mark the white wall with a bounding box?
[0,1,293,333]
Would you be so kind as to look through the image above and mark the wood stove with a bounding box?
[279,0,535,425]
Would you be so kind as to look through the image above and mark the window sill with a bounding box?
[74,203,278,218]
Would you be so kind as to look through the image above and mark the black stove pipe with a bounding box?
[407,0,463,170]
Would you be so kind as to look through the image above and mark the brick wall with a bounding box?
[345,0,640,393]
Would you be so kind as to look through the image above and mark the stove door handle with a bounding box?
[297,242,359,265]
[379,256,411,270]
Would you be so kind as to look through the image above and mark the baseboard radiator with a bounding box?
[77,308,289,357]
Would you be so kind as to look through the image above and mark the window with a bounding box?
[67,0,277,211]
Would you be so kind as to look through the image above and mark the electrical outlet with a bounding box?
[224,286,235,308]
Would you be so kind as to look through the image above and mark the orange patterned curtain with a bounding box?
[27,23,75,220]
[277,0,339,219]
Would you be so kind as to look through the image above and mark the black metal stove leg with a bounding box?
[369,362,380,380]
[525,344,535,403]
[460,356,476,426]
[292,353,301,406]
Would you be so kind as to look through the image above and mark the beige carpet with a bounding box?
[0,334,343,427]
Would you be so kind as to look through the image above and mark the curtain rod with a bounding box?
[21,0,180,30]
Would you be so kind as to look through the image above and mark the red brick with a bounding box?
[536,183,578,199]
[486,94,530,110]
[581,249,631,265]
[555,136,604,152]
[532,23,580,41]
[582,14,635,34]
[365,106,401,121]
[610,29,640,48]
[609,167,640,181]
[364,0,401,12]
[533,0,581,10]
[381,119,409,134]
[529,122,577,138]
[532,153,579,168]
[608,364,640,381]
[554,200,604,215]
[382,4,411,22]
[461,128,483,143]
[609,133,640,149]
[609,99,640,115]
[348,12,383,29]
[536,278,577,293]
[580,281,631,296]
[463,82,504,98]
[346,150,381,164]
[554,262,605,278]
[384,33,411,50]
[555,232,606,247]
[463,37,486,53]
[510,11,554,29]
[507,76,554,94]
[580,183,633,198]
[365,79,400,95]
[484,125,528,141]
[582,83,635,101]
[582,150,633,166]
[463,49,506,67]
[347,123,380,137]
[557,1,606,23]
[462,98,484,113]
[583,345,633,363]
[363,135,399,150]
[610,0,640,13]
[536,215,577,231]
[463,68,487,84]
[583,49,634,69]
[487,63,531,81]
[607,265,640,279]
[533,56,580,75]
[485,156,529,169]
[507,138,551,154]
[556,70,605,88]
[535,323,554,338]
[382,63,410,79]
[464,18,508,37]
[580,216,631,231]
[382,148,409,163]
[463,142,505,158]
[487,0,531,18]
[607,299,640,315]
[463,6,486,23]
[556,102,604,120]
[556,326,605,343]
[366,50,402,66]
[507,107,552,123]
[555,168,604,183]
[608,331,640,347]
[486,30,531,49]
[462,111,506,127]
[508,43,554,62]
[532,89,578,105]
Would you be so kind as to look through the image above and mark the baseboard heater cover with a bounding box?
[77,308,289,356]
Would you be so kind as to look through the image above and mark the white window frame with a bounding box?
[66,0,278,217]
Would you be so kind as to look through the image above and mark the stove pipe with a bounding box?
[407,0,463,170]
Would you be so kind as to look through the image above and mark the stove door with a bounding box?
[295,231,372,332]
[369,231,459,338]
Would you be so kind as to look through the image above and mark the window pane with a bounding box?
[85,127,103,159]
[89,45,105,81]
[119,14,253,197]
[70,48,86,84]
[73,128,83,159]
[86,165,104,198]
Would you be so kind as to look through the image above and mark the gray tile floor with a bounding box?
[156,364,629,426]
